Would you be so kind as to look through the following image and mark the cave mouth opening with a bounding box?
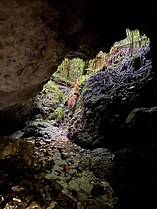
[0,27,151,138]
[24,27,151,131]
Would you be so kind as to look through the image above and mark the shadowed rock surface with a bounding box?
[0,0,157,135]
[0,0,68,134]
[67,43,157,150]
[0,2,157,208]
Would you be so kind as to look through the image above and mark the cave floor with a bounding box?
[0,124,117,209]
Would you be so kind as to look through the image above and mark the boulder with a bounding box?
[67,43,156,150]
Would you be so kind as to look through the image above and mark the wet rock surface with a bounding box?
[1,103,156,209]
[0,124,118,209]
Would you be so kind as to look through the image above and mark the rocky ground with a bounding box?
[0,121,118,209]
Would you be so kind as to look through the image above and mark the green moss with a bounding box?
[52,57,86,85]
[34,80,65,122]
[47,107,64,121]
[42,80,63,104]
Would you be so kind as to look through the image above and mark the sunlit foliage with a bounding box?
[52,58,85,85]
[52,28,150,109]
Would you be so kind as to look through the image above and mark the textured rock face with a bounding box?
[0,0,67,133]
[0,0,157,135]
[67,44,155,150]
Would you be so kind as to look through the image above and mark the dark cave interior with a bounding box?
[0,1,157,209]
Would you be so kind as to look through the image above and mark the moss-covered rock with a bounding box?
[34,80,64,122]
[67,32,153,150]
[52,57,85,86]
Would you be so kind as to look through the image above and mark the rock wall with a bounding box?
[66,43,155,150]
[0,0,156,134]
[0,0,68,134]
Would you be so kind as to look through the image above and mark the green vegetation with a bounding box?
[52,57,85,86]
[34,80,64,123]
[53,28,149,86]
[42,80,63,105]
[34,28,149,123]
[47,107,64,121]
